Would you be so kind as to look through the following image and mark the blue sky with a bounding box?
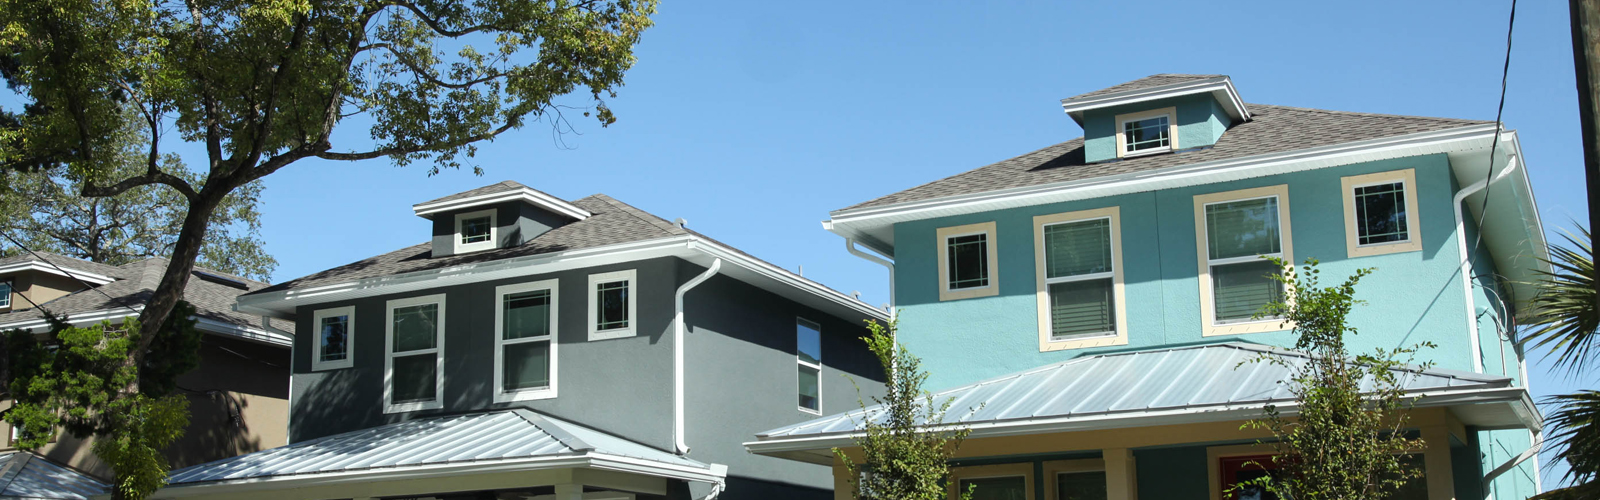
[5,0,1587,489]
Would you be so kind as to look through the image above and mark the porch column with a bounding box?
[554,482,585,500]
[1104,447,1138,500]
[1421,426,1457,500]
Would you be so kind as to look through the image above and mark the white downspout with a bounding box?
[1453,153,1518,374]
[674,258,721,455]
[845,239,895,320]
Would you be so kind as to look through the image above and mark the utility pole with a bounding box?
[1572,0,1600,280]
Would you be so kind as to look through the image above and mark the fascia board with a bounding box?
[1059,78,1250,124]
[826,123,1502,248]
[743,385,1533,456]
[687,238,888,321]
[412,189,592,220]
[0,261,116,285]
[192,317,292,347]
[0,307,142,331]
[0,308,290,347]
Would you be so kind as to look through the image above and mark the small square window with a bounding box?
[461,217,492,244]
[937,222,1000,301]
[1342,169,1423,258]
[453,209,497,253]
[1115,107,1178,158]
[587,270,637,340]
[312,306,355,371]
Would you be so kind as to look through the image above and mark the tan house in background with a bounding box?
[0,252,291,495]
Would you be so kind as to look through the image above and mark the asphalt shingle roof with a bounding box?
[840,104,1490,211]
[1061,73,1226,102]
[415,180,550,207]
[0,251,124,279]
[0,254,291,335]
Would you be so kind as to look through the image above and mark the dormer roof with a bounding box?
[1059,74,1250,125]
[411,180,591,221]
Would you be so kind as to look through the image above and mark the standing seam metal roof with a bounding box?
[755,342,1511,439]
[0,452,107,500]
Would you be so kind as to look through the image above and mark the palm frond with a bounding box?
[1523,227,1599,375]
[1542,391,1600,488]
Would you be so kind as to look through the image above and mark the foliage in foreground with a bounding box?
[1237,258,1431,500]
[1524,228,1600,499]
[4,303,201,500]
[834,318,974,500]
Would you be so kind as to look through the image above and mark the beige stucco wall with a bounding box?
[2,270,85,312]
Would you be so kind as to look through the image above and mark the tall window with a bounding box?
[1043,218,1115,339]
[1341,169,1422,258]
[0,281,12,309]
[1115,107,1177,158]
[1195,185,1294,336]
[588,270,637,340]
[385,294,445,413]
[937,222,999,301]
[312,306,355,371]
[495,280,558,402]
[797,318,822,414]
[453,209,497,253]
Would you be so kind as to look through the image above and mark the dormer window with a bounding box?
[1115,107,1178,158]
[454,209,497,253]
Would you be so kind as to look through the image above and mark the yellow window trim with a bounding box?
[936,221,1000,301]
[1033,207,1129,352]
[947,463,1034,500]
[1342,168,1423,258]
[1114,106,1179,158]
[1043,458,1107,500]
[1193,185,1295,337]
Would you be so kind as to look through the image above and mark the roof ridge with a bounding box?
[586,193,685,236]
[1247,102,1493,124]
[838,137,1086,212]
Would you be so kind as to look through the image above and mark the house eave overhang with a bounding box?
[0,307,292,347]
[411,188,592,221]
[236,236,887,325]
[145,452,727,499]
[0,261,116,285]
[1058,77,1250,126]
[743,385,1540,465]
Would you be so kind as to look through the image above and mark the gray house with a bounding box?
[153,182,888,500]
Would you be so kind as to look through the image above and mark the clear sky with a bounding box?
[7,0,1589,490]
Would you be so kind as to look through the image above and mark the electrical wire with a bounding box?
[0,232,142,316]
[1469,0,1517,258]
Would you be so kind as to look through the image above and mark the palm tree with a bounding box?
[1524,227,1600,499]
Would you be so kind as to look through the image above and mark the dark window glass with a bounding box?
[319,315,349,362]
[504,290,551,340]
[461,216,492,244]
[503,341,551,391]
[1124,116,1170,153]
[1056,471,1108,500]
[960,476,1028,500]
[947,234,989,290]
[596,280,630,330]
[798,364,819,411]
[797,320,822,365]
[1354,182,1409,245]
[391,353,437,403]
[392,304,439,352]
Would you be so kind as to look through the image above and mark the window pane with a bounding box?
[461,216,492,244]
[504,290,551,340]
[0,282,10,307]
[1355,182,1408,245]
[1049,278,1115,339]
[1388,455,1429,500]
[1124,116,1170,152]
[503,340,550,391]
[1213,260,1284,323]
[797,320,822,365]
[391,353,437,403]
[1045,219,1112,278]
[392,304,439,352]
[960,476,1028,500]
[1206,198,1282,260]
[798,364,819,411]
[1057,471,1108,500]
[595,280,630,330]
[947,234,989,289]
[319,315,349,362]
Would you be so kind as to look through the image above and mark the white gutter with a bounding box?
[0,261,115,285]
[845,239,895,319]
[1453,153,1519,374]
[673,258,721,455]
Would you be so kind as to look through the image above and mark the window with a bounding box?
[1209,450,1428,500]
[948,464,1034,500]
[1045,459,1107,500]
[936,222,1000,301]
[1341,168,1423,258]
[311,306,355,371]
[587,270,637,340]
[1115,107,1178,158]
[453,208,497,253]
[1194,185,1295,337]
[797,318,822,414]
[384,294,445,413]
[1034,207,1128,351]
[0,281,11,309]
[495,280,558,403]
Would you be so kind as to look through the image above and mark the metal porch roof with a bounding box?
[166,409,708,486]
[754,342,1522,443]
[0,452,107,500]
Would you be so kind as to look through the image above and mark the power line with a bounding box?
[0,232,142,316]
[1469,0,1517,259]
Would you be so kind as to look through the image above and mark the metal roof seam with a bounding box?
[1107,349,1178,411]
[1032,361,1098,417]
[993,363,1072,419]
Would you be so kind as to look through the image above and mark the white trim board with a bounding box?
[0,308,292,347]
[413,188,591,221]
[1060,76,1250,124]
[0,261,115,285]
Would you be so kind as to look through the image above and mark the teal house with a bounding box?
[747,74,1548,500]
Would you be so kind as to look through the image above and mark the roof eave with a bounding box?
[411,188,592,221]
[1059,77,1250,126]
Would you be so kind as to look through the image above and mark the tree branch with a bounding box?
[315,120,517,161]
[81,170,197,200]
[360,42,509,90]
[374,1,509,37]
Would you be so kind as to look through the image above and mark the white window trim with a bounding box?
[1114,106,1179,158]
[936,221,1000,301]
[384,293,446,414]
[0,281,12,309]
[494,279,559,403]
[587,269,638,341]
[1342,168,1423,258]
[797,317,822,415]
[1043,459,1107,500]
[1193,185,1295,337]
[310,306,355,371]
[1033,207,1128,352]
[454,208,498,254]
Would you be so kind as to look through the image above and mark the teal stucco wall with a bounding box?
[1082,93,1232,163]
[893,153,1489,390]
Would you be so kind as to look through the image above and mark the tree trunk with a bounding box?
[1571,0,1600,300]
[130,188,223,367]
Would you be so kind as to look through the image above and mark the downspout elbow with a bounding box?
[1453,154,1519,374]
[845,239,895,320]
[674,258,722,455]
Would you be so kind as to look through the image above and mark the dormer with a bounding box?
[1061,74,1251,163]
[411,181,591,258]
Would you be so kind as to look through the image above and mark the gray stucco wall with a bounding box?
[429,202,568,257]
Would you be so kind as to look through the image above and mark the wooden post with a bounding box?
[1421,426,1458,500]
[554,483,585,500]
[1572,0,1600,269]
[1103,447,1138,500]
